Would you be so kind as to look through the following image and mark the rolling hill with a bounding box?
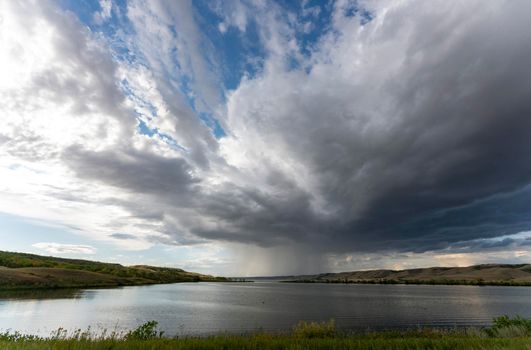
[283,264,531,286]
[0,250,227,290]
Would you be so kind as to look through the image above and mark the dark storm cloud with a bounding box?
[23,0,531,260]
[192,178,323,246]
[450,238,517,252]
[331,23,531,251]
[429,233,531,255]
[211,0,531,254]
[62,145,199,197]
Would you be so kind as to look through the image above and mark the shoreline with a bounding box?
[2,277,530,292]
[282,279,531,287]
[0,279,232,292]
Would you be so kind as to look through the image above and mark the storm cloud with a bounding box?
[1,0,531,273]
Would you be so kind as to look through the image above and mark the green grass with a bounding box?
[1,317,529,350]
[1,335,529,350]
[0,250,228,290]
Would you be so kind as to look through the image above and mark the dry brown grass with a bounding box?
[295,264,531,285]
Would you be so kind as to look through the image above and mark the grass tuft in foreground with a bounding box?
[292,319,337,338]
[0,316,529,349]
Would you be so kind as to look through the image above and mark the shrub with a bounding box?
[486,315,531,337]
[125,321,164,340]
[292,319,336,338]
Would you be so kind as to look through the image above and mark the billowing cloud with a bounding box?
[217,0,531,253]
[1,0,531,274]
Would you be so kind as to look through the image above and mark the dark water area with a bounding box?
[0,282,530,337]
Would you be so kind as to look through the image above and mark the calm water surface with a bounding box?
[0,282,530,336]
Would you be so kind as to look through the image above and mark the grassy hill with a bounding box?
[285,264,531,286]
[0,250,227,290]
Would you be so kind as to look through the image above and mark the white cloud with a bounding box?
[213,1,248,33]
[93,0,112,25]
[218,22,227,34]
[0,1,154,249]
[126,0,223,114]
[32,242,97,255]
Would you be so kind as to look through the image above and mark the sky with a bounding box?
[1,0,531,276]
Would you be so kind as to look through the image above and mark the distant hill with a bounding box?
[284,264,531,286]
[0,250,227,290]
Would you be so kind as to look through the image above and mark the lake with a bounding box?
[0,282,530,337]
